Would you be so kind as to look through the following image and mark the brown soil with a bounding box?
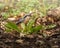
[0,28,60,48]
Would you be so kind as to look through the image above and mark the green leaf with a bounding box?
[45,24,56,29]
[30,25,43,33]
[5,21,21,32]
[5,27,12,32]
[27,19,34,28]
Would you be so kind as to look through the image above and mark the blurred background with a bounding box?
[0,0,60,18]
[0,0,60,6]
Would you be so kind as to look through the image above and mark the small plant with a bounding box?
[5,13,43,34]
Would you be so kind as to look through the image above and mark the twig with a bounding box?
[16,12,34,25]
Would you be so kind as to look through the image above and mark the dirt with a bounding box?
[0,23,60,48]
